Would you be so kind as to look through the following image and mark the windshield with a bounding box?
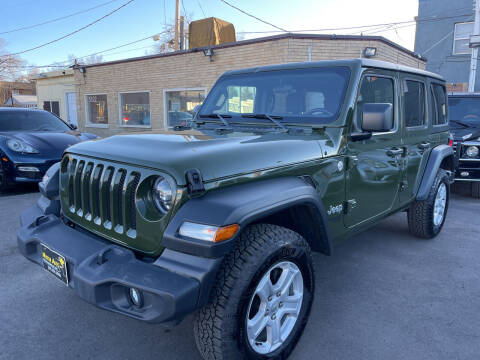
[0,110,72,132]
[199,67,351,125]
[448,97,480,127]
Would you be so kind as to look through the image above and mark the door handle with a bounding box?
[418,142,431,150]
[387,147,403,157]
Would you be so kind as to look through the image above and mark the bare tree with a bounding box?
[68,53,104,65]
[152,13,193,54]
[0,38,26,81]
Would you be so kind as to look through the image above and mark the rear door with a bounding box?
[398,75,431,205]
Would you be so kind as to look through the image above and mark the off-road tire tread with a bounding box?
[408,169,449,239]
[193,224,313,360]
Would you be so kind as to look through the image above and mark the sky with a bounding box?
[0,0,420,69]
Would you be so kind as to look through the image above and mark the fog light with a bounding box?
[129,287,142,307]
[461,171,470,177]
[17,166,40,172]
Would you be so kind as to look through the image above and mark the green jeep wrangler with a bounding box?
[18,59,454,359]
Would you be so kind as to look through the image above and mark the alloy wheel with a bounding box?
[246,261,304,355]
[433,182,447,226]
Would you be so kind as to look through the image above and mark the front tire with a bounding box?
[408,169,450,239]
[194,224,315,360]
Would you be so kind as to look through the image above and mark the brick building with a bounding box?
[74,33,426,137]
[0,81,36,106]
[35,69,77,125]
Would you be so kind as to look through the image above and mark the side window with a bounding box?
[432,84,447,125]
[357,76,394,130]
[403,80,426,127]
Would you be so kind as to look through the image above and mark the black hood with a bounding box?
[450,127,480,142]
[0,131,98,158]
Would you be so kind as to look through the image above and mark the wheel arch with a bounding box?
[416,144,454,201]
[163,177,332,258]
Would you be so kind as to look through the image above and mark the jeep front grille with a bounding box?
[61,155,141,236]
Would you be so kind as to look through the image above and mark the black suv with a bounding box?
[448,93,480,198]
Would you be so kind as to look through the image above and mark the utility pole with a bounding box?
[179,16,185,51]
[468,0,480,92]
[174,0,180,51]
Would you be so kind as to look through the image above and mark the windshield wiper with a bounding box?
[241,113,287,132]
[198,113,233,128]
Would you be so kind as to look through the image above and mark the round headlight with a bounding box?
[466,146,479,158]
[152,176,173,213]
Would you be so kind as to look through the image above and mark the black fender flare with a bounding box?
[416,144,454,201]
[163,177,332,258]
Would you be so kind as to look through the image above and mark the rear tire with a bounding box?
[408,169,450,239]
[472,182,480,199]
[193,224,315,360]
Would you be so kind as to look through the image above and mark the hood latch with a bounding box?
[185,168,205,196]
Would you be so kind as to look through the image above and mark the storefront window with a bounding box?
[165,89,205,128]
[119,92,150,126]
[227,86,256,113]
[85,94,108,125]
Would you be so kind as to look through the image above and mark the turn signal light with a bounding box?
[214,224,240,243]
[179,222,240,242]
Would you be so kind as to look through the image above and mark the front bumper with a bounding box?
[2,156,59,184]
[453,141,480,182]
[17,202,220,324]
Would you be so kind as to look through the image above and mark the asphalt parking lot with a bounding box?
[1,185,479,360]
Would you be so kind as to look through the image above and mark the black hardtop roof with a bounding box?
[223,58,444,81]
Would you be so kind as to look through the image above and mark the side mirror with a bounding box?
[69,123,78,130]
[361,103,393,132]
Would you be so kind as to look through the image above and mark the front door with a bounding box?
[344,71,403,228]
[66,92,78,127]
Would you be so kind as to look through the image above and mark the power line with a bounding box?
[219,0,288,32]
[0,0,135,58]
[181,0,187,16]
[5,31,166,69]
[197,0,206,18]
[163,0,167,29]
[2,44,157,69]
[235,12,473,35]
[0,0,119,35]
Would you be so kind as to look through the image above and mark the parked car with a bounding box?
[18,59,454,360]
[448,93,480,198]
[0,107,98,192]
[168,110,194,128]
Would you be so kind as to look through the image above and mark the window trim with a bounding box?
[84,93,109,128]
[402,78,428,130]
[453,21,474,55]
[163,87,207,129]
[118,90,152,128]
[355,73,398,136]
[430,82,448,127]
